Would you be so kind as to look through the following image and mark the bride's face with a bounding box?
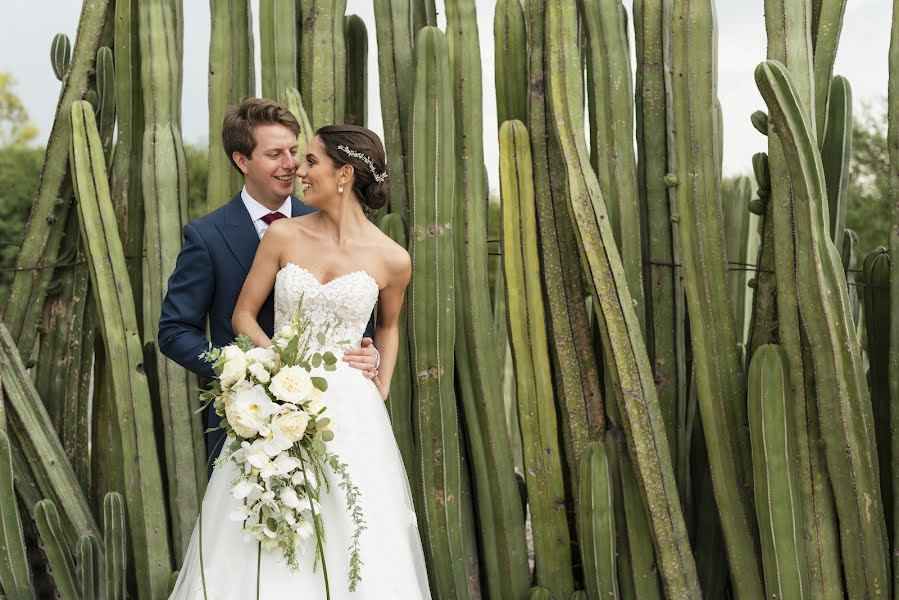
[296,136,349,207]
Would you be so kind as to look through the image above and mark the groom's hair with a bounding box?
[222,98,301,173]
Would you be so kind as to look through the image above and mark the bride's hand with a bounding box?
[374,377,388,401]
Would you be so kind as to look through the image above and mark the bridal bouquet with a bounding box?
[198,305,365,592]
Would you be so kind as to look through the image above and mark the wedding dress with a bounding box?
[170,263,431,599]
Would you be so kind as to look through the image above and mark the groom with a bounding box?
[158,98,379,471]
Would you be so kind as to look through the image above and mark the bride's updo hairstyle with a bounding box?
[315,125,389,210]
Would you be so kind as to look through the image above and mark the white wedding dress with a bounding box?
[170,264,431,599]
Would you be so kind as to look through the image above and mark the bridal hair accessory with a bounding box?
[337,144,388,183]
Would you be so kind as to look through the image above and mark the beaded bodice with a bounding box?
[273,263,379,355]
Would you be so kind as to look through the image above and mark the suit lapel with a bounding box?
[217,194,259,273]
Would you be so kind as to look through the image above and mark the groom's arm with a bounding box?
[158,222,216,379]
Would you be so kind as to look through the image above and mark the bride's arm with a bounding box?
[231,221,286,348]
[372,251,412,400]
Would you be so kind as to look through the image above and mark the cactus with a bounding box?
[51,33,72,81]
[581,0,644,331]
[0,430,33,600]
[260,0,297,100]
[810,0,848,141]
[446,3,530,598]
[501,119,572,596]
[756,57,890,599]
[752,110,770,135]
[408,26,471,599]
[379,213,415,481]
[524,0,602,479]
[862,249,893,539]
[95,46,116,160]
[746,152,779,361]
[666,0,762,594]
[207,0,254,211]
[821,75,851,250]
[103,491,127,600]
[34,499,79,598]
[889,6,899,592]
[634,0,687,490]
[4,0,110,354]
[576,440,619,600]
[70,100,171,596]
[529,588,553,600]
[76,533,101,599]
[494,0,527,126]
[842,229,860,326]
[748,344,810,599]
[723,176,753,345]
[546,1,699,595]
[373,0,414,220]
[300,0,347,129]
[344,14,367,126]
[619,449,664,599]
[279,87,315,199]
[138,0,205,563]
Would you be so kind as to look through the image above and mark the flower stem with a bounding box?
[301,450,331,599]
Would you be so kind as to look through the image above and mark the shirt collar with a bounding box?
[241,186,292,221]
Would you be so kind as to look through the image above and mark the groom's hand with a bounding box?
[343,338,379,379]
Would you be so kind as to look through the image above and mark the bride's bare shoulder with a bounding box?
[370,229,410,284]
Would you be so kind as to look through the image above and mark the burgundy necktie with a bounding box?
[261,212,286,225]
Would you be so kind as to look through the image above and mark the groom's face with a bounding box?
[233,123,299,207]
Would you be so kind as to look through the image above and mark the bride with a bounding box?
[170,125,431,599]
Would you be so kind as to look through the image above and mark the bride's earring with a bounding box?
[338,183,344,193]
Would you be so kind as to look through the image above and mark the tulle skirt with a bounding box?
[170,364,431,599]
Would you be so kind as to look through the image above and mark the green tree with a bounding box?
[0,73,38,147]
[0,146,44,301]
[845,101,889,258]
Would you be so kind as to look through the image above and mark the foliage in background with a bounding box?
[0,73,39,147]
[846,101,889,258]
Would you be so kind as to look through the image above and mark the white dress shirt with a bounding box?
[241,187,292,239]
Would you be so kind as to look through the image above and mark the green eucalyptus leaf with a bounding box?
[311,377,328,392]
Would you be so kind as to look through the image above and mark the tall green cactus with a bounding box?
[446,3,530,598]
[501,119,572,597]
[756,58,890,599]
[842,229,861,326]
[634,0,687,489]
[810,0,847,141]
[0,430,33,600]
[666,0,762,594]
[863,249,893,540]
[139,0,204,563]
[95,46,116,160]
[494,0,527,126]
[408,26,472,600]
[379,213,414,481]
[576,440,619,600]
[300,0,347,129]
[70,100,171,597]
[3,0,110,354]
[279,86,314,200]
[344,14,367,126]
[546,1,699,596]
[723,176,753,345]
[207,0,254,211]
[51,33,72,81]
[373,0,414,220]
[821,75,851,250]
[260,0,297,100]
[34,499,79,598]
[76,533,101,599]
[748,344,810,599]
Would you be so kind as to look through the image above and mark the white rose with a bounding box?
[219,346,248,388]
[248,362,271,384]
[277,324,297,339]
[269,365,313,404]
[246,346,277,369]
[305,387,325,415]
[276,409,311,443]
[226,385,280,438]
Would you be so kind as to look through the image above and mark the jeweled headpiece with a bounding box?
[337,144,388,183]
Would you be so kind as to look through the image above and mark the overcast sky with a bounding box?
[0,1,891,189]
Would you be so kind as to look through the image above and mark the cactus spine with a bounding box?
[576,440,619,600]
[666,0,763,595]
[103,491,127,600]
[445,2,530,597]
[501,119,572,596]
[0,430,33,599]
[3,0,110,354]
[260,0,297,100]
[344,14,367,126]
[756,58,891,599]
[546,1,699,595]
[748,344,810,599]
[300,0,347,129]
[408,26,470,599]
[70,100,171,596]
[373,0,414,220]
